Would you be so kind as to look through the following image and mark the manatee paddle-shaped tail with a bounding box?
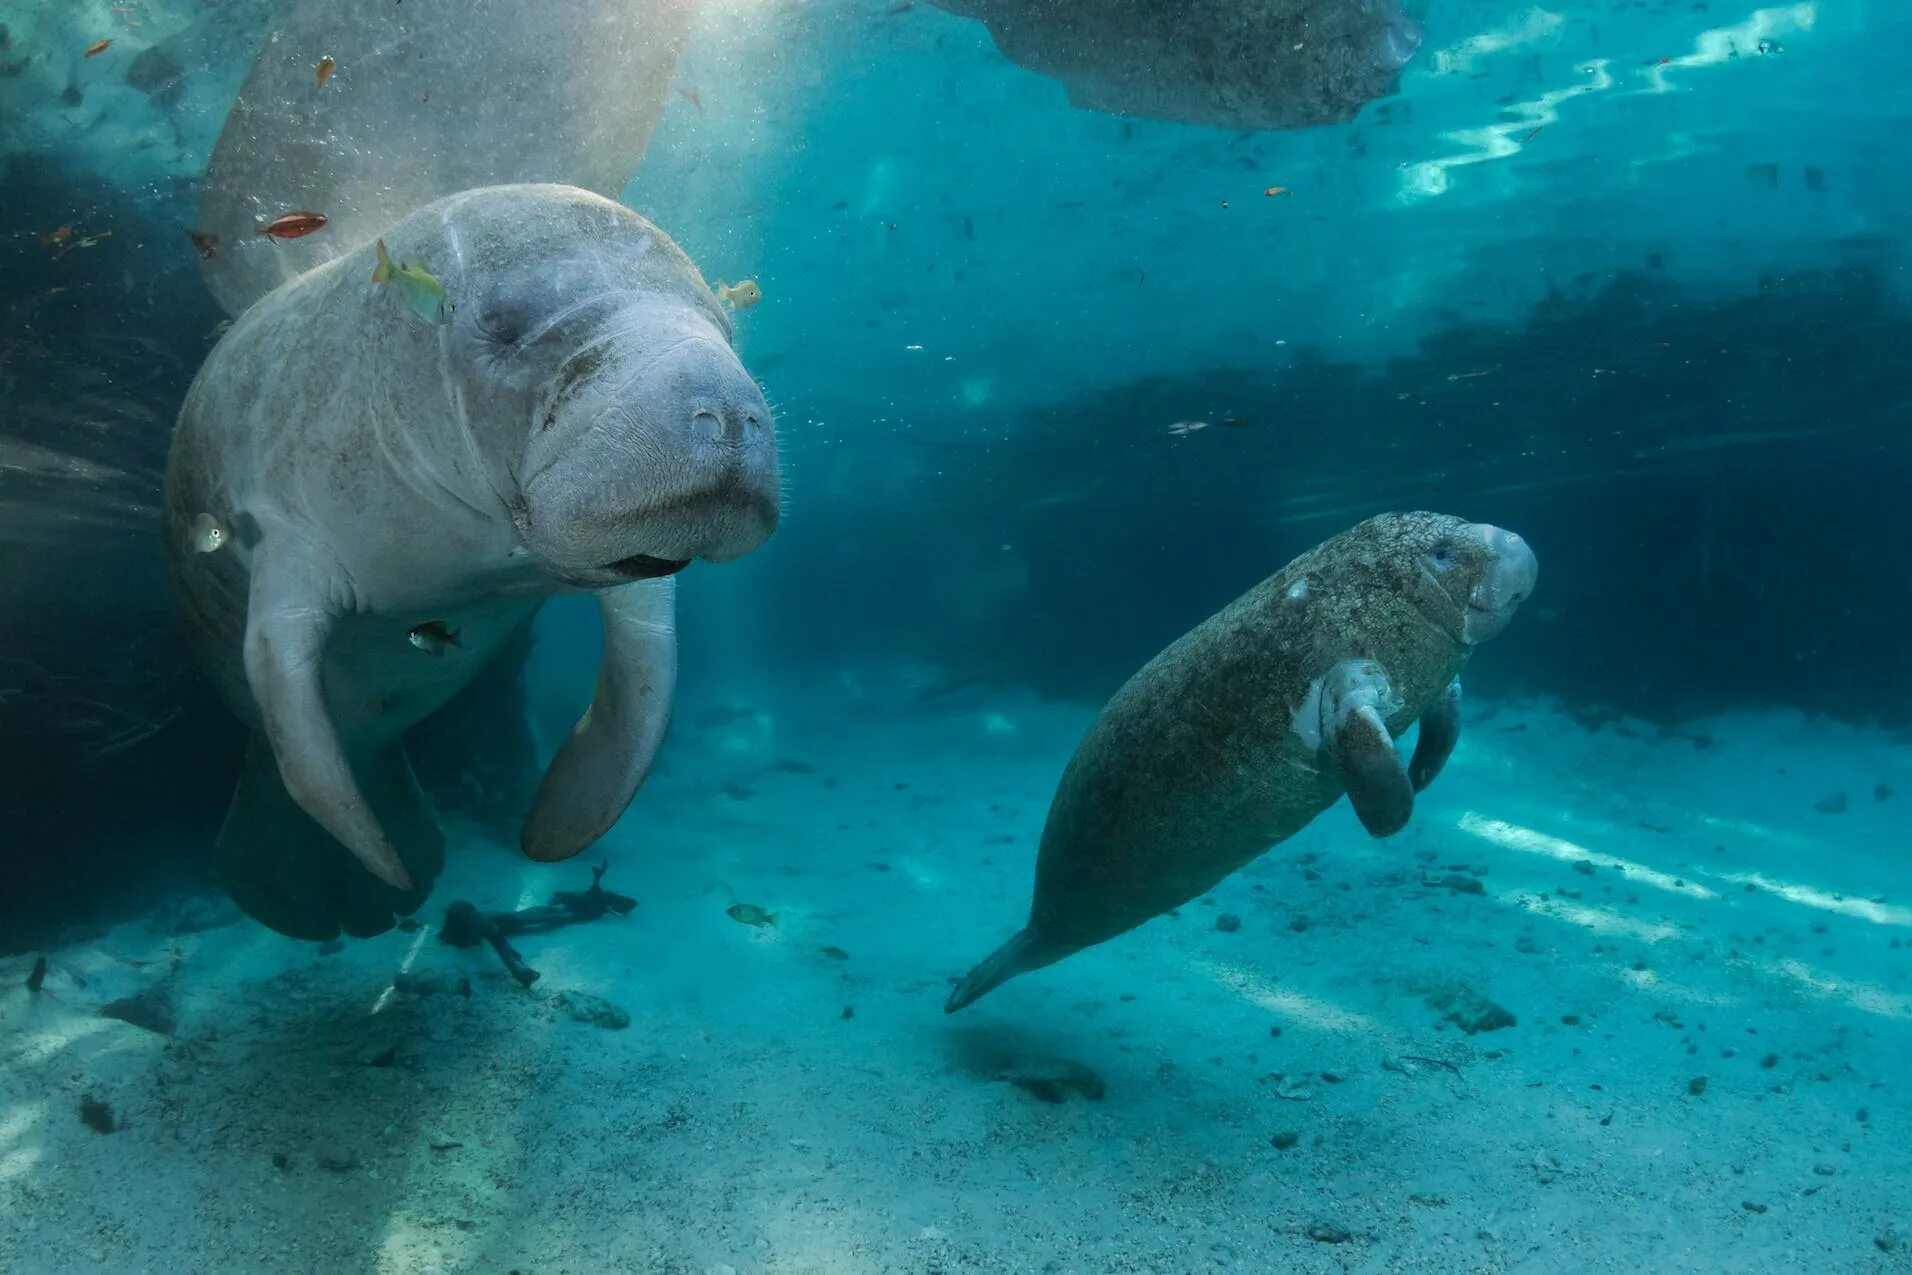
[945,928,1070,1014]
[522,577,678,861]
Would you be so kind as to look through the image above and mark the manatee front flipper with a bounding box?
[1320,659,1414,838]
[1408,678,1461,792]
[521,578,678,861]
[221,737,443,940]
[243,550,414,890]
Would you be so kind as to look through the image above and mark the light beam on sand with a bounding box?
[1711,872,1912,927]
[1459,812,1717,900]
[0,1103,45,1184]
[1768,958,1911,1020]
[1199,960,1375,1033]
[1516,894,1681,944]
[3,1013,117,1069]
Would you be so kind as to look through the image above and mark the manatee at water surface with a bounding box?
[927,0,1423,131]
[164,183,780,941]
[195,0,696,317]
[946,512,1537,1012]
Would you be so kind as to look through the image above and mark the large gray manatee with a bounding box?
[163,182,779,941]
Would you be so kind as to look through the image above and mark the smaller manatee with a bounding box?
[946,512,1537,1012]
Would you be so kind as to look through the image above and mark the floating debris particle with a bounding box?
[315,55,336,87]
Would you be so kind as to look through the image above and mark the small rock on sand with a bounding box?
[557,990,630,1030]
[1424,983,1516,1035]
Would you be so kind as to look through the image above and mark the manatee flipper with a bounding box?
[1320,659,1413,838]
[220,737,443,940]
[1408,677,1461,792]
[243,550,414,890]
[944,927,1068,1013]
[521,577,678,861]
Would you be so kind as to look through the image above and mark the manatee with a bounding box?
[945,512,1536,1012]
[162,182,779,941]
[927,0,1423,131]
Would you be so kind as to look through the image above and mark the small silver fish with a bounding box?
[190,512,229,553]
[1167,420,1209,436]
[407,621,461,656]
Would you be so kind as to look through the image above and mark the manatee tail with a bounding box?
[220,736,444,941]
[944,927,1064,1014]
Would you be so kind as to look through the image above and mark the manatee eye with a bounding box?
[1428,542,1455,570]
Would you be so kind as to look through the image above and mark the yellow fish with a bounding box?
[713,279,762,310]
[372,239,452,324]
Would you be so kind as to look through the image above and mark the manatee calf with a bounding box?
[946,512,1536,1012]
[163,183,779,941]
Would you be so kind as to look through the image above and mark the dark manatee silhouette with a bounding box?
[164,184,780,940]
[946,512,1537,1011]
[927,0,1423,130]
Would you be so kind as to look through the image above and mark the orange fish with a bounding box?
[1264,186,1290,198]
[187,229,219,260]
[84,39,112,58]
[315,55,336,87]
[39,225,73,246]
[256,211,329,240]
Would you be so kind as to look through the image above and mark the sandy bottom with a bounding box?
[3,694,1909,1274]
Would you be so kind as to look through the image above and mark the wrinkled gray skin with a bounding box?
[163,183,779,941]
[946,513,1536,1012]
[929,0,1423,131]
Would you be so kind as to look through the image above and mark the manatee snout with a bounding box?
[1463,523,1538,643]
[521,315,779,584]
[1376,9,1424,72]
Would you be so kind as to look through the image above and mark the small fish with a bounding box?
[186,229,218,260]
[1520,126,1543,143]
[407,621,461,655]
[1446,369,1492,381]
[1263,186,1291,198]
[372,238,453,324]
[726,903,778,928]
[84,39,112,59]
[39,225,74,246]
[207,319,233,340]
[315,55,336,87]
[190,513,229,554]
[677,85,703,114]
[1166,420,1209,436]
[26,956,47,993]
[1220,417,1250,428]
[819,946,850,960]
[257,210,328,240]
[713,279,762,310]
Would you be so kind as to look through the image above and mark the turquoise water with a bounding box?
[2,1,1910,1270]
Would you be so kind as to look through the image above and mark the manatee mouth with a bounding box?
[603,553,691,580]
